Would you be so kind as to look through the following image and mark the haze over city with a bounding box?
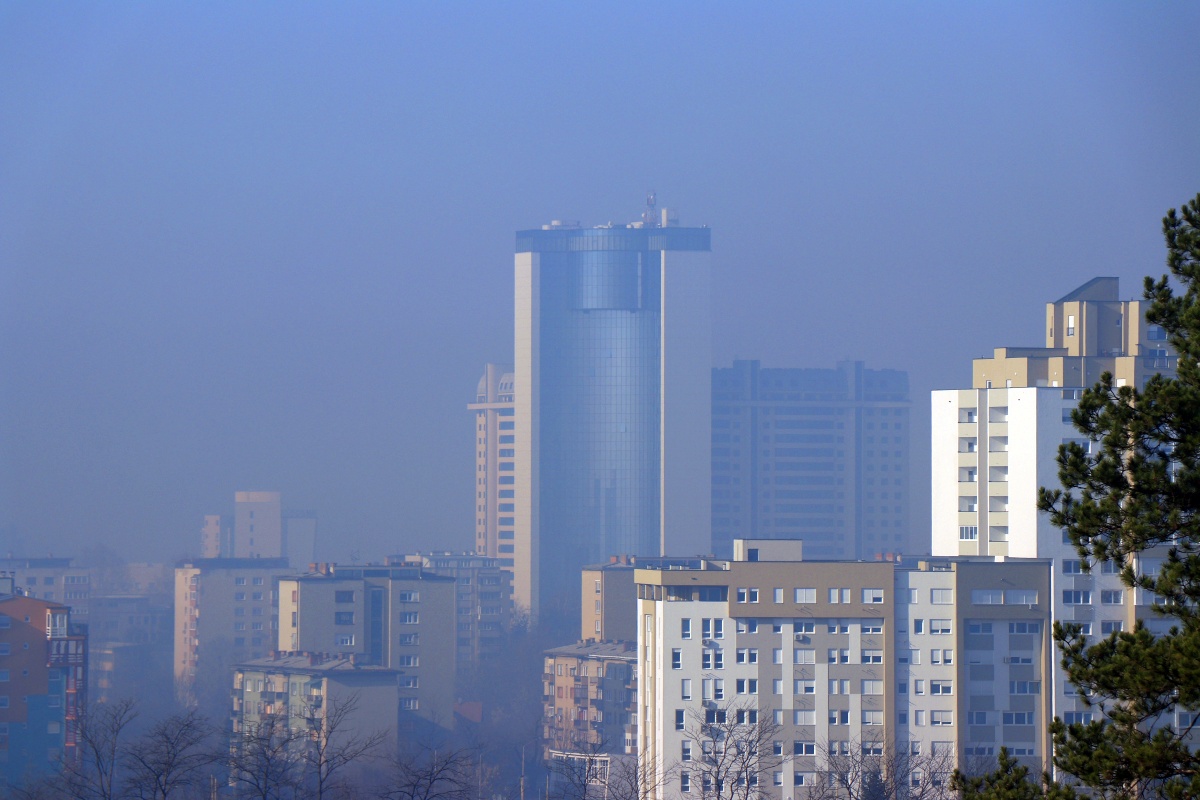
[4,3,1199,564]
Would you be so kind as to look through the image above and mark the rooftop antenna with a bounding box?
[642,191,658,228]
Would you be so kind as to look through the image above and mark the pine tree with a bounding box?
[1034,194,1200,799]
[951,748,1079,800]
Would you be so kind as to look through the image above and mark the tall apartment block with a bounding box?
[712,360,912,561]
[636,541,1053,799]
[173,557,292,706]
[391,552,513,677]
[932,277,1179,738]
[471,365,516,565]
[511,203,712,617]
[201,491,317,565]
[0,585,87,785]
[277,563,456,731]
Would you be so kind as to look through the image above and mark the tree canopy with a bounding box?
[1026,194,1200,799]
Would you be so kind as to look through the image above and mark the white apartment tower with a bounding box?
[932,277,1179,735]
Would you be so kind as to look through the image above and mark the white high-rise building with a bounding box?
[931,277,1179,736]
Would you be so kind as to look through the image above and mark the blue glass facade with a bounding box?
[518,225,710,612]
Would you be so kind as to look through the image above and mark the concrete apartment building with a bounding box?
[277,563,456,731]
[0,557,92,623]
[712,360,912,562]
[390,552,512,677]
[508,203,712,618]
[932,277,1180,731]
[89,593,173,705]
[232,652,398,766]
[542,640,638,758]
[470,364,517,567]
[581,557,637,642]
[635,540,1052,799]
[0,585,87,785]
[173,557,292,705]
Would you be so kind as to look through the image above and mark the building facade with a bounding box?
[0,591,87,785]
[542,640,638,758]
[173,558,292,706]
[391,552,513,677]
[231,653,398,787]
[581,558,637,642]
[201,491,317,565]
[0,557,92,623]
[277,563,456,731]
[711,360,912,561]
[931,276,1181,746]
[470,364,516,566]
[635,541,1053,799]
[512,205,712,617]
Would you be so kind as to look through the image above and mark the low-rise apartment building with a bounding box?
[277,563,455,732]
[543,640,638,758]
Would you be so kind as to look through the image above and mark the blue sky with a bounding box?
[3,2,1198,561]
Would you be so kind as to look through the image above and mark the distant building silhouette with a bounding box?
[711,360,912,561]
[201,491,316,564]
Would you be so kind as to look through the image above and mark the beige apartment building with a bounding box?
[231,652,399,786]
[581,557,637,642]
[542,640,638,757]
[173,557,292,706]
[277,563,456,731]
[636,540,1052,799]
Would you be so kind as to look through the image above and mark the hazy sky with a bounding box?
[3,3,1198,564]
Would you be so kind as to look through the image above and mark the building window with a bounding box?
[335,635,354,647]
[931,680,953,695]
[1101,590,1124,605]
[681,679,692,700]
[862,711,883,726]
[930,589,953,605]
[1010,681,1040,695]
[672,649,682,669]
[681,618,691,639]
[931,711,953,726]
[959,526,979,541]
[862,588,884,604]
[1063,590,1092,605]
[675,710,685,731]
[794,588,816,603]
[334,612,354,625]
[930,619,952,635]
[401,612,419,624]
[1003,712,1034,725]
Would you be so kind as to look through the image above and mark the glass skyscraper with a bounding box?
[511,210,711,617]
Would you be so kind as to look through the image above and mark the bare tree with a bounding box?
[377,743,475,800]
[801,736,957,800]
[604,750,669,800]
[122,709,218,800]
[60,698,140,800]
[300,691,390,800]
[678,701,784,800]
[228,713,304,800]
